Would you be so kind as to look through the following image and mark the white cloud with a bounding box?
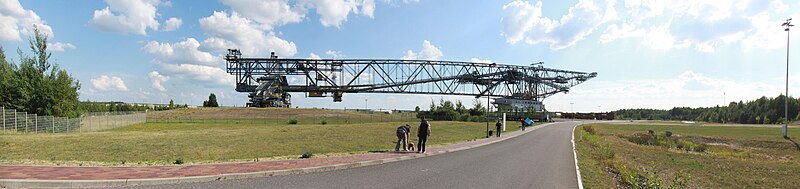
[325,50,342,58]
[91,75,130,92]
[470,58,492,63]
[148,71,169,91]
[199,11,297,57]
[89,0,160,35]
[219,0,305,29]
[142,38,218,66]
[501,0,616,50]
[300,0,376,28]
[401,40,442,60]
[47,42,76,52]
[155,63,233,86]
[0,0,55,41]
[142,38,232,86]
[163,17,182,31]
[308,53,322,60]
[598,0,795,52]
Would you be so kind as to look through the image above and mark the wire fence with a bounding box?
[0,107,146,134]
[146,111,420,125]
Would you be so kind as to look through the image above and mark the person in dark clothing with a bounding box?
[520,118,526,131]
[395,124,411,151]
[417,117,431,153]
[495,121,502,137]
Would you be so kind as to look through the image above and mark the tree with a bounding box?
[414,106,420,112]
[0,25,80,117]
[169,99,174,108]
[203,93,219,107]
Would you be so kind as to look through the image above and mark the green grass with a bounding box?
[575,123,800,188]
[0,120,511,166]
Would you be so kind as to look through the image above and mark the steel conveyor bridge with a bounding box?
[225,49,596,109]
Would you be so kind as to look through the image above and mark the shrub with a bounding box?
[321,120,327,125]
[174,158,184,164]
[582,125,596,134]
[288,119,298,124]
[300,151,313,159]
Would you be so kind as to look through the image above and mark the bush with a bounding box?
[320,120,327,125]
[300,151,313,159]
[288,119,298,124]
[583,125,596,134]
[174,157,184,164]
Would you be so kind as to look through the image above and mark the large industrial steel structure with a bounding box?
[225,49,596,110]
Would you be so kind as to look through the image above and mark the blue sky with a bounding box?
[2,0,800,112]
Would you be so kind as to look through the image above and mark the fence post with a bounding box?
[52,116,55,133]
[35,115,38,134]
[14,111,17,132]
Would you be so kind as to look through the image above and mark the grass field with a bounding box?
[575,123,800,188]
[0,108,522,166]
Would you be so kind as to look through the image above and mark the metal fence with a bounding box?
[0,107,146,134]
[81,111,146,132]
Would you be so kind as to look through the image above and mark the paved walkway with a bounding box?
[0,123,552,187]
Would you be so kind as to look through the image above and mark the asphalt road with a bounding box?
[122,121,582,189]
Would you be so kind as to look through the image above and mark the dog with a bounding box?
[407,140,415,151]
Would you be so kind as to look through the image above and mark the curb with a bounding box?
[571,121,584,189]
[0,122,556,188]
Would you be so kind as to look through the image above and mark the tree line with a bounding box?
[614,95,800,124]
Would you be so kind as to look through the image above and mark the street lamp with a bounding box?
[783,18,793,139]
[570,102,574,112]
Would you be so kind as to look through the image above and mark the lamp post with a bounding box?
[570,102,574,112]
[783,18,794,139]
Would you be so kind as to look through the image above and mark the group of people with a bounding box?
[395,116,534,151]
[395,117,431,153]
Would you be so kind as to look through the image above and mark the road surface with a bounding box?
[122,121,582,189]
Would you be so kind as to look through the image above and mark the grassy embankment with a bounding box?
[0,108,522,166]
[575,123,800,188]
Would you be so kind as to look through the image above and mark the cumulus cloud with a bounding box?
[47,42,76,52]
[90,0,160,35]
[91,75,130,92]
[163,17,182,31]
[199,11,297,56]
[597,0,793,52]
[142,38,218,66]
[501,0,616,50]
[141,38,232,86]
[401,40,442,60]
[300,0,376,28]
[219,0,304,29]
[0,0,55,41]
[148,71,169,91]
[325,50,342,58]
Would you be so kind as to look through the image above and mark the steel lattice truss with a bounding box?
[225,49,596,105]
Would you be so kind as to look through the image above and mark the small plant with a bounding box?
[300,151,313,159]
[174,157,184,164]
[321,120,327,125]
[121,160,127,165]
[288,119,298,124]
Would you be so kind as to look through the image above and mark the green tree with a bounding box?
[1,25,80,117]
[203,93,219,107]
[169,99,174,108]
[414,106,420,112]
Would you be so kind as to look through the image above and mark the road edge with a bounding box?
[571,121,584,189]
[0,122,557,188]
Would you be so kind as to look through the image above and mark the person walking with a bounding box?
[417,117,431,153]
[395,124,411,151]
[520,118,526,131]
[495,120,502,137]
